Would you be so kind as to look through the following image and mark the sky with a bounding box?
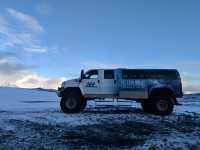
[0,0,200,93]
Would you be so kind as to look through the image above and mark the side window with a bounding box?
[122,70,128,79]
[85,70,98,79]
[122,70,130,79]
[164,71,178,79]
[104,70,114,79]
[122,70,140,79]
[122,70,147,79]
[90,74,98,79]
[143,70,178,79]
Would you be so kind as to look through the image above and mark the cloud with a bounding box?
[16,74,66,89]
[81,61,126,69]
[0,10,48,53]
[182,74,200,94]
[24,46,48,53]
[182,82,200,94]
[182,75,200,82]
[0,9,64,89]
[7,8,44,33]
[0,51,15,59]
[0,60,27,75]
[0,52,65,89]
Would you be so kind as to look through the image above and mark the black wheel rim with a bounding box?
[156,99,169,112]
[65,98,77,109]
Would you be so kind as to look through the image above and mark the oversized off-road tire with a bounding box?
[151,95,174,116]
[80,98,87,110]
[60,91,83,113]
[141,100,153,113]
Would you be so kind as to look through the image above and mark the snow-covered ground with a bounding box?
[0,87,200,149]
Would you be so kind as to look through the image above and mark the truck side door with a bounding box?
[82,70,101,97]
[100,70,117,97]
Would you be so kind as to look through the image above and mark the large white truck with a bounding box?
[57,69,183,116]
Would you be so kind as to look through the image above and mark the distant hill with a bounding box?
[184,93,200,96]
[0,86,57,93]
[31,88,57,93]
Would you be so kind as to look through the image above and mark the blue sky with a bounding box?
[0,0,200,92]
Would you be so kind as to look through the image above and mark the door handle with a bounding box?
[114,80,116,84]
[98,80,100,83]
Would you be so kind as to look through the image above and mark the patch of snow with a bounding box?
[0,87,59,111]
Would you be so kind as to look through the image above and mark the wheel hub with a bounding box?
[65,98,77,109]
[157,99,168,112]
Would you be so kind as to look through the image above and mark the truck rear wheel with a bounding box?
[141,100,153,113]
[60,91,83,113]
[151,95,174,116]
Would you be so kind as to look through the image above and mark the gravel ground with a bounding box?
[0,106,200,150]
[0,88,200,149]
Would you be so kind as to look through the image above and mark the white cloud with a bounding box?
[24,46,48,53]
[182,74,200,94]
[0,9,64,89]
[81,61,126,69]
[0,52,65,89]
[182,82,200,94]
[7,8,44,33]
[15,73,66,89]
[0,71,65,89]
[0,10,48,53]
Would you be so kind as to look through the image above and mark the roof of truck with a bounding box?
[121,68,178,71]
[87,68,178,71]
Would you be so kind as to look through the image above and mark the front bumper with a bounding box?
[57,87,64,97]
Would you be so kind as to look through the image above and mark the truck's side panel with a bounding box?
[119,90,148,99]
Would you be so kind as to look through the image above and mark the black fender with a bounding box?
[60,87,82,98]
[149,87,178,105]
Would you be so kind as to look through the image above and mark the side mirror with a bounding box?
[80,69,84,81]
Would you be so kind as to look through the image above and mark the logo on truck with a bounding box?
[85,81,97,88]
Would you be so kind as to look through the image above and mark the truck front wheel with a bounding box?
[60,91,83,113]
[80,98,87,110]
